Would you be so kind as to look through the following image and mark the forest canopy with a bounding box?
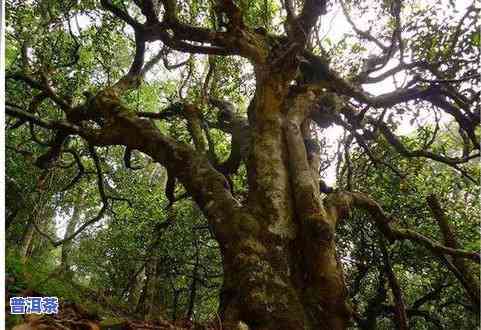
[4,0,480,329]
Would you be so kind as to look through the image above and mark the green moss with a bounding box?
[6,314,23,329]
[268,215,297,239]
[240,238,267,254]
[237,216,261,234]
[99,317,128,330]
[303,214,334,241]
[235,252,262,267]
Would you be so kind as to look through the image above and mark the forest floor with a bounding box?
[8,297,223,330]
[6,271,222,330]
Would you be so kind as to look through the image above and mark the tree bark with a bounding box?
[380,240,408,330]
[186,239,200,319]
[20,219,35,262]
[61,192,83,273]
[136,260,155,318]
[216,75,351,330]
[427,195,480,311]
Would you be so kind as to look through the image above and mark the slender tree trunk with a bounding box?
[137,255,166,320]
[136,260,155,318]
[6,176,25,230]
[359,272,387,330]
[186,239,200,319]
[427,195,480,311]
[172,289,180,321]
[19,184,50,262]
[380,239,408,330]
[20,218,35,262]
[147,257,165,320]
[127,266,144,313]
[61,193,83,273]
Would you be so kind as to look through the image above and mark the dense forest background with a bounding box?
[4,0,480,329]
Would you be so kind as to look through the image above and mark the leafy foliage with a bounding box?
[5,0,479,329]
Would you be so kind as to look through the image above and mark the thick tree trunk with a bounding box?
[219,215,350,330]
[217,76,350,330]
